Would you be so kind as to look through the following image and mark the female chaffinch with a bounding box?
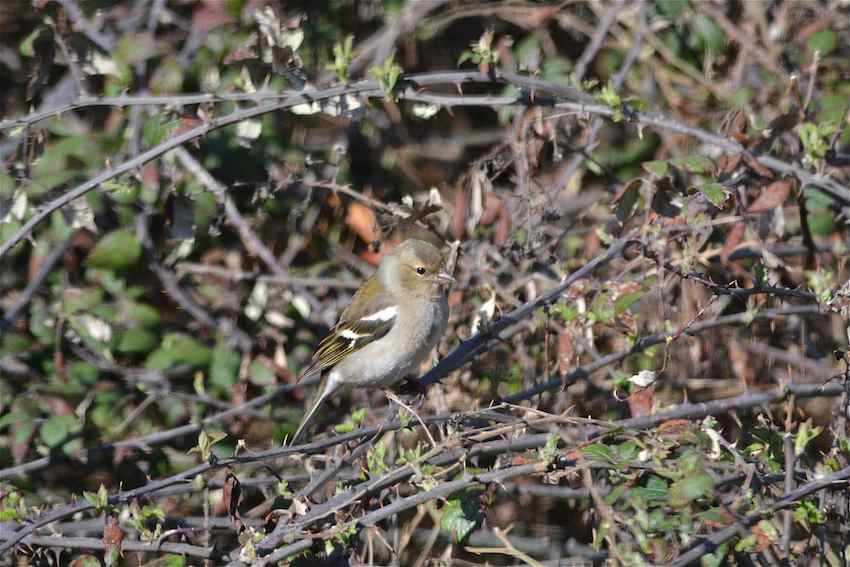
[291,239,454,443]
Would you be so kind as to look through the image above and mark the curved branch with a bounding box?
[5,70,848,258]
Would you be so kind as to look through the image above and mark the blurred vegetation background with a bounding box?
[1,0,850,565]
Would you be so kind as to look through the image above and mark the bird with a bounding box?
[290,238,454,444]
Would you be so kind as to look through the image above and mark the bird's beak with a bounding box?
[432,271,456,286]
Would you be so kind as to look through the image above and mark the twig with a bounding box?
[505,305,828,404]
[419,235,635,389]
[571,0,627,83]
[136,211,253,351]
[176,262,360,289]
[466,526,545,567]
[4,70,850,258]
[56,0,114,52]
[0,377,318,481]
[696,3,790,80]
[0,236,72,335]
[10,535,215,559]
[173,147,287,277]
[670,463,850,566]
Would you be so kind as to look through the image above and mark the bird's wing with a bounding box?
[298,275,398,379]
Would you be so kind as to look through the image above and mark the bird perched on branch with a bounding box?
[290,239,454,444]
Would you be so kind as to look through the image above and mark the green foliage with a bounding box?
[793,500,826,531]
[187,430,227,462]
[82,483,111,513]
[699,183,729,208]
[794,420,822,456]
[146,333,212,370]
[39,414,82,453]
[642,160,669,177]
[86,230,142,270]
[366,440,389,477]
[797,121,837,162]
[440,490,483,544]
[808,29,837,56]
[370,54,403,98]
[125,501,166,541]
[457,30,498,69]
[210,341,241,395]
[669,471,714,507]
[669,155,714,174]
[334,408,367,434]
[328,35,354,82]
[597,82,624,122]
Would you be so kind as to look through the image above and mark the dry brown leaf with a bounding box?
[747,179,794,213]
[743,153,775,178]
[102,515,124,557]
[627,386,654,418]
[720,223,746,265]
[557,329,575,375]
[345,201,379,243]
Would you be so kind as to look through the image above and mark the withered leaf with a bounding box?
[747,179,794,213]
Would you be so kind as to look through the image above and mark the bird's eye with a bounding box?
[416,266,426,275]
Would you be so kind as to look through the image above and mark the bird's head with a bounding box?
[380,239,455,299]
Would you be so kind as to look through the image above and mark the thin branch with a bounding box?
[176,262,361,289]
[504,304,826,404]
[419,235,634,388]
[173,147,287,277]
[0,236,72,335]
[0,377,318,481]
[4,70,850,258]
[670,462,850,566]
[571,0,627,83]
[12,535,216,559]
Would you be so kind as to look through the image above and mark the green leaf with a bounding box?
[700,183,729,207]
[615,291,642,314]
[63,288,104,314]
[642,160,669,177]
[103,180,139,205]
[582,443,615,463]
[615,440,639,462]
[210,342,241,394]
[692,15,726,53]
[669,472,714,507]
[188,430,227,461]
[86,230,142,270]
[117,328,159,354]
[39,414,81,448]
[614,178,642,223]
[145,333,211,370]
[249,358,276,386]
[142,114,177,149]
[124,302,161,327]
[808,29,837,56]
[370,53,404,97]
[19,27,43,57]
[0,170,14,199]
[440,492,483,544]
[630,475,669,504]
[68,362,100,386]
[670,155,715,174]
[150,57,184,94]
[656,0,689,20]
[794,420,822,456]
[115,32,158,65]
[69,555,101,567]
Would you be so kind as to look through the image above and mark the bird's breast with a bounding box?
[334,296,449,387]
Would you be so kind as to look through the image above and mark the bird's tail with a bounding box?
[290,373,336,445]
